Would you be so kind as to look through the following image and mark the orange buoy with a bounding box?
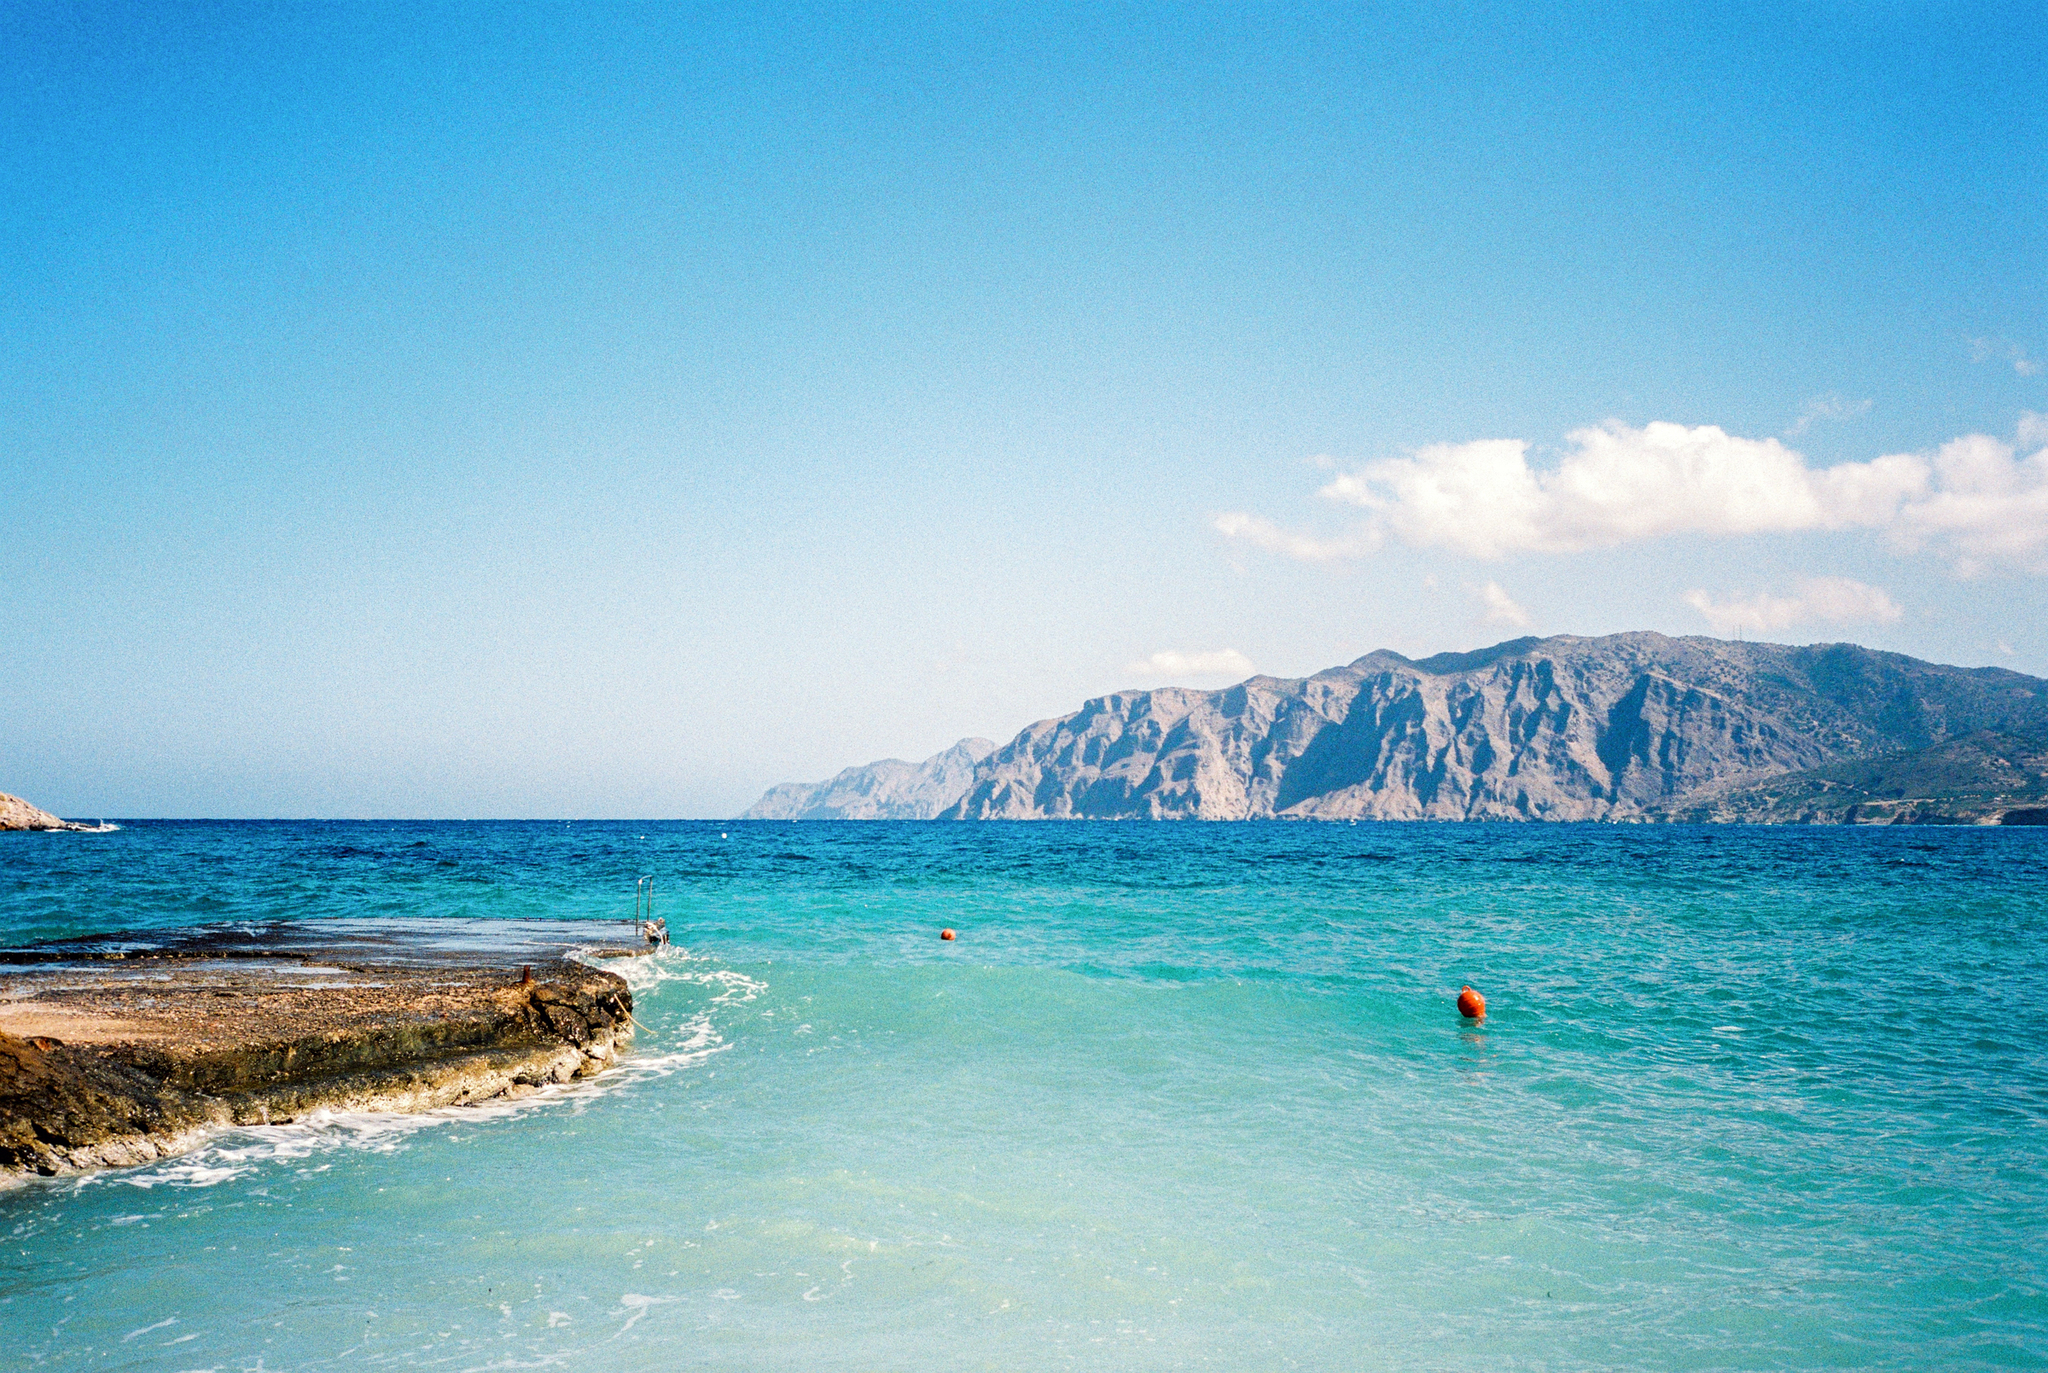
[1457,985,1485,1019]
[940,928,956,941]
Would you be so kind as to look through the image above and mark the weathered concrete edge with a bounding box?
[11,1025,631,1178]
[0,965,638,1181]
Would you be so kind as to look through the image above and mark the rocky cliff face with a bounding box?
[742,738,998,819]
[945,634,2048,821]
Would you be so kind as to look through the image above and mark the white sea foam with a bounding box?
[49,944,761,1195]
[569,941,763,1001]
[611,1292,678,1336]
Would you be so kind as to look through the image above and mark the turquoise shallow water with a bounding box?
[2,821,2044,1370]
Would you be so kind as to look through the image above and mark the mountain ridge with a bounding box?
[742,634,2048,824]
[1654,729,2048,825]
[944,633,2047,822]
[741,738,998,820]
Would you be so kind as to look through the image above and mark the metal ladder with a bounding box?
[634,875,669,947]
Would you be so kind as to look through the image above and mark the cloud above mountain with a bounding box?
[1890,433,2048,576]
[1217,419,2048,574]
[1209,513,1379,563]
[1683,577,1903,638]
[1476,581,1531,628]
[1123,649,1256,682]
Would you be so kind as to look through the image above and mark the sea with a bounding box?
[1,820,2043,1370]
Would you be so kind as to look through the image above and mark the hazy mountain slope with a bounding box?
[945,634,2048,821]
[742,738,998,820]
[1653,730,2048,825]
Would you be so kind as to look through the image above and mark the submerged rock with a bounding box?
[0,925,642,1178]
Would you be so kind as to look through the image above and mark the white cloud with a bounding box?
[1122,649,1255,682]
[1218,417,2048,575]
[1314,422,1928,558]
[1786,393,1873,436]
[1210,511,1378,562]
[1683,577,1903,638]
[1972,336,2042,377]
[1476,580,1531,628]
[1889,433,2048,575]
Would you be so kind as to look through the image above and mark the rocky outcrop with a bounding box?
[0,945,636,1178]
[945,634,2048,821]
[743,737,998,819]
[0,792,92,832]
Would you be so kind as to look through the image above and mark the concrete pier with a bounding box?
[0,919,655,1177]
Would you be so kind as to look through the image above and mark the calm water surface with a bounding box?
[2,821,2044,1370]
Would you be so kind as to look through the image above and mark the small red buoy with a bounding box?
[940,928,956,941]
[1457,985,1486,1019]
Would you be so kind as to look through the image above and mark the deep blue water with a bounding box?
[2,820,2044,1369]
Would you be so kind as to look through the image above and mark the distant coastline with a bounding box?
[744,632,2048,826]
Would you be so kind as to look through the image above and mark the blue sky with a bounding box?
[3,2,2044,817]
